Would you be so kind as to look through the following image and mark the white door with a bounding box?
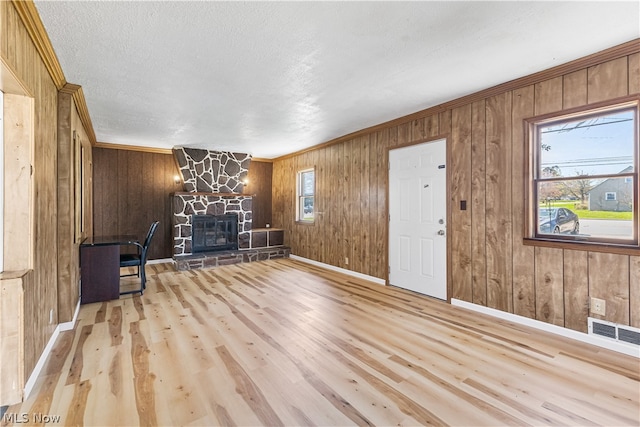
[389,139,447,300]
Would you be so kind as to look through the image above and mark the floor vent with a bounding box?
[588,318,640,346]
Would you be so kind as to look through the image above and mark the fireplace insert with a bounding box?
[191,214,238,252]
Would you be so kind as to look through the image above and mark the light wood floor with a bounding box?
[4,258,639,426]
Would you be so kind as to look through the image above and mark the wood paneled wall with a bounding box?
[0,0,83,399]
[92,150,274,258]
[92,148,182,259]
[247,160,273,228]
[272,41,640,333]
[57,85,93,324]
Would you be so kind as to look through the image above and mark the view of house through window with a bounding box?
[297,168,315,222]
[530,99,638,245]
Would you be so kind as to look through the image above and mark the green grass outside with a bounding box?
[541,201,633,220]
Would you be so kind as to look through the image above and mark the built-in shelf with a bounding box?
[251,228,284,248]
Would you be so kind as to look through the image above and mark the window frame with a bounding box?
[524,96,640,254]
[296,167,315,224]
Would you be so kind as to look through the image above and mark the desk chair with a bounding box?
[120,221,160,295]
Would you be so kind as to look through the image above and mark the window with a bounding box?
[526,97,639,249]
[297,168,315,223]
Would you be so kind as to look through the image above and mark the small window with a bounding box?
[526,97,639,249]
[297,168,315,223]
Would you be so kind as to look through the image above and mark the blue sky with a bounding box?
[540,109,635,177]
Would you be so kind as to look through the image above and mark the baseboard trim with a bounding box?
[23,300,81,399]
[59,299,80,332]
[451,299,639,358]
[23,328,59,400]
[289,255,386,285]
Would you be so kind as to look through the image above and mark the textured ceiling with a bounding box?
[34,1,639,159]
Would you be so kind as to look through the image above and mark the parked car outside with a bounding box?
[539,207,580,234]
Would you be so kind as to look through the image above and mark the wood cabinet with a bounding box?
[80,245,120,304]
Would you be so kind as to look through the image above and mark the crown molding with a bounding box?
[275,38,640,161]
[11,0,66,89]
[95,143,274,161]
[59,83,98,145]
[13,1,98,145]
[10,1,639,160]
[71,86,97,145]
[94,142,174,155]
[59,82,81,95]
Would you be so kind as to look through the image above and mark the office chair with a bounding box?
[119,220,160,295]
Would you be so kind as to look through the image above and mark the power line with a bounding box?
[541,117,632,134]
[543,156,633,163]
[541,160,633,168]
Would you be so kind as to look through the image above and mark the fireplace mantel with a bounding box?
[172,192,255,197]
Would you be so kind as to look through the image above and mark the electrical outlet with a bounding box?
[345,257,349,265]
[591,297,606,316]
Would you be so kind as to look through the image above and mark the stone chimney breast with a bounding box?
[173,147,251,193]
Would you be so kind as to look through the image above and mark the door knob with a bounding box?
[437,230,445,236]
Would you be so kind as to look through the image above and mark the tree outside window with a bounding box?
[527,98,639,248]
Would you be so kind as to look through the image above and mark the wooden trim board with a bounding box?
[451,298,640,358]
[276,39,640,161]
[22,300,80,400]
[290,254,386,285]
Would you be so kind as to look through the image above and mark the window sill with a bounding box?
[523,237,640,256]
[296,220,315,226]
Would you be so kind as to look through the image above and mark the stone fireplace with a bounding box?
[172,147,253,257]
[171,147,289,270]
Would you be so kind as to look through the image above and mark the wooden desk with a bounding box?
[80,235,138,304]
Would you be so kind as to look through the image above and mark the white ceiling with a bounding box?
[34,1,639,159]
